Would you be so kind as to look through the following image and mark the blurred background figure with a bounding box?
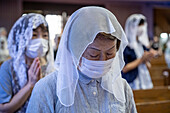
[150,35,162,57]
[165,37,170,68]
[0,27,9,63]
[135,14,150,48]
[151,36,160,50]
[53,34,61,59]
[122,14,155,90]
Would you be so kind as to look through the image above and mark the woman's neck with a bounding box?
[25,55,34,67]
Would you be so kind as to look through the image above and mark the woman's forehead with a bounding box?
[89,36,116,48]
[94,33,117,41]
[33,24,48,32]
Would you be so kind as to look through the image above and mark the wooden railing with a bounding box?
[133,86,170,113]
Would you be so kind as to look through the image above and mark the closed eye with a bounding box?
[107,53,113,55]
[90,54,99,58]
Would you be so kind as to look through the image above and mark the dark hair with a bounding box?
[138,19,145,26]
[98,32,120,51]
[33,24,48,32]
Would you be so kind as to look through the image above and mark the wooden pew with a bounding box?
[150,54,167,66]
[133,86,170,103]
[148,67,165,86]
[149,66,167,78]
[133,86,170,113]
[148,54,168,86]
[152,77,164,86]
[162,68,170,85]
[136,100,170,113]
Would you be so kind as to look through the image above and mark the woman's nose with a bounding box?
[99,52,107,61]
[37,34,43,39]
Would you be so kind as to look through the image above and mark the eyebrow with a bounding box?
[88,44,116,51]
[33,29,48,32]
[107,44,116,51]
[88,47,101,51]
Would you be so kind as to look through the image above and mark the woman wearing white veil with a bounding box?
[0,13,55,113]
[122,14,154,90]
[26,7,137,113]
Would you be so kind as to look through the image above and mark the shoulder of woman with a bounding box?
[125,46,135,53]
[33,71,58,94]
[0,59,13,79]
[0,59,12,70]
[121,78,134,97]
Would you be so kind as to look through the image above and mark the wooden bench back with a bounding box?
[133,86,170,103]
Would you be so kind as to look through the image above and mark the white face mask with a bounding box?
[79,57,114,78]
[26,38,48,58]
[137,26,144,37]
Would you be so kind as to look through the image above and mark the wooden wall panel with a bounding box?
[0,0,23,33]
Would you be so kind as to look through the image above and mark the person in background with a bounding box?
[53,34,61,59]
[0,13,55,113]
[150,36,162,57]
[151,36,159,50]
[0,27,9,63]
[165,37,170,68]
[122,14,156,90]
[134,15,150,48]
[26,6,137,113]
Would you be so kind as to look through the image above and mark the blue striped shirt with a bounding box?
[26,71,137,113]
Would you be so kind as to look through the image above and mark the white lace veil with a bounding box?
[55,6,128,106]
[8,13,55,88]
